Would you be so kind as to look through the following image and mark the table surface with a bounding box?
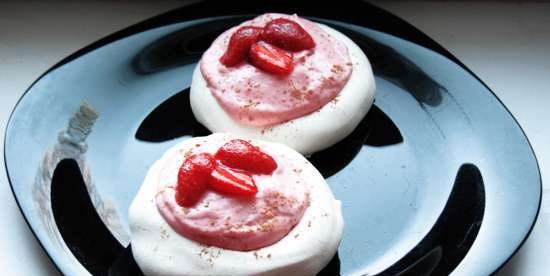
[1,1,548,275]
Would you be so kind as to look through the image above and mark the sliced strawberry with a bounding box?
[215,139,277,174]
[262,18,315,52]
[209,165,258,197]
[249,41,293,75]
[175,153,216,207]
[220,26,263,67]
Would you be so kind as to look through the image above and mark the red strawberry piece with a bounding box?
[175,153,216,207]
[262,18,315,51]
[220,26,263,67]
[209,165,258,197]
[215,139,277,174]
[249,41,294,75]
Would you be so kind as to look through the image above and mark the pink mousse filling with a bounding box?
[200,13,353,127]
[155,148,310,251]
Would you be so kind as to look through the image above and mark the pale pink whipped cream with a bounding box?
[155,143,310,251]
[200,13,353,127]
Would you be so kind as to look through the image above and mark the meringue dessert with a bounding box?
[129,133,344,276]
[191,13,375,155]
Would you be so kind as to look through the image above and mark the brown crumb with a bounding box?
[160,227,169,240]
[292,168,303,174]
[290,89,303,100]
[242,100,260,109]
[331,64,344,73]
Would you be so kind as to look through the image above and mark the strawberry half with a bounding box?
[220,26,263,67]
[262,18,315,52]
[249,41,293,75]
[215,139,277,174]
[209,165,258,197]
[175,153,216,207]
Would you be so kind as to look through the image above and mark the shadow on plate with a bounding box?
[135,88,404,178]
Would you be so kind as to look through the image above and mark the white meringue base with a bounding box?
[190,24,376,155]
[130,133,344,276]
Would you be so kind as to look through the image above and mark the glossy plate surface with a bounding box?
[4,1,540,276]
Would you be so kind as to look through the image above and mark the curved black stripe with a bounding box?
[51,159,124,276]
[377,164,485,276]
[108,246,144,276]
[135,87,210,142]
[309,104,402,178]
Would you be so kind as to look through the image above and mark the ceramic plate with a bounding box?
[4,1,541,276]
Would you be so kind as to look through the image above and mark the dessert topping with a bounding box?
[202,14,352,126]
[249,41,294,75]
[209,165,257,196]
[215,139,278,174]
[175,153,216,207]
[262,18,315,51]
[219,18,315,75]
[175,139,278,207]
[220,26,263,67]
